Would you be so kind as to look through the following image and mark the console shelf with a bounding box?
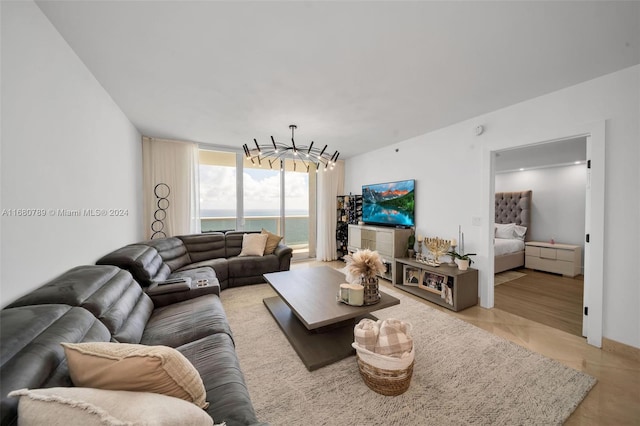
[347,224,412,282]
[393,258,478,312]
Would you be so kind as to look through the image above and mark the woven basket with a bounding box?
[356,355,414,396]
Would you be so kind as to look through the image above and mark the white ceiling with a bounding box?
[36,1,639,159]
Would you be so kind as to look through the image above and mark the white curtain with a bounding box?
[316,160,345,261]
[142,137,200,239]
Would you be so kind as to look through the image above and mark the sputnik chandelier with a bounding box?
[242,124,339,172]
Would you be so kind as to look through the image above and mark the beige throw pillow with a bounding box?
[238,233,268,257]
[61,342,209,409]
[8,387,214,426]
[261,228,283,255]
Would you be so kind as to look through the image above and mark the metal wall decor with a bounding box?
[151,183,170,239]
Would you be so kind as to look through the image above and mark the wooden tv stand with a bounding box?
[347,224,412,283]
[393,258,478,312]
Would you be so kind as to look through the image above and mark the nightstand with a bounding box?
[525,241,582,277]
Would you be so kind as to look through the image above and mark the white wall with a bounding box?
[1,1,143,306]
[345,65,640,349]
[495,165,587,269]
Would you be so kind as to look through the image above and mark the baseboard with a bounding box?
[602,337,640,362]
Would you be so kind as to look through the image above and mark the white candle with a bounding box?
[417,234,423,242]
[348,284,364,306]
[451,238,457,246]
[339,283,350,302]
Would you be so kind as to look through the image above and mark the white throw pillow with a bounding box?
[514,225,528,240]
[238,233,268,257]
[495,223,516,239]
[8,387,214,426]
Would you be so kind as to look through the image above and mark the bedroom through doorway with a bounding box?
[493,137,587,337]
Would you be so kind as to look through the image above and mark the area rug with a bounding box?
[494,270,526,286]
[221,283,595,426]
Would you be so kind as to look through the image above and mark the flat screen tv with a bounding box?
[362,179,415,227]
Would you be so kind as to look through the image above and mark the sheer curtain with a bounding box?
[142,137,200,239]
[316,160,345,261]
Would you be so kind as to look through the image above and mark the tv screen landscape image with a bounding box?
[362,179,415,227]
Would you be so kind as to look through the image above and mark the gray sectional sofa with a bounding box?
[97,231,293,290]
[0,232,293,426]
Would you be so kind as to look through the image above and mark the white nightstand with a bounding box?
[525,241,582,277]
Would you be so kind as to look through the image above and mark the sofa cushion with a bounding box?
[224,231,251,258]
[62,342,209,409]
[227,255,279,286]
[4,265,154,345]
[144,237,192,271]
[141,294,232,348]
[7,265,154,345]
[238,233,268,257]
[5,265,125,309]
[96,244,170,286]
[178,233,226,262]
[9,387,214,426]
[0,305,111,426]
[261,228,283,255]
[178,333,259,426]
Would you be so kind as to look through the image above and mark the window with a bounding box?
[199,150,237,232]
[199,150,314,257]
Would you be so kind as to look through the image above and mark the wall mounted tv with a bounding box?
[361,179,415,228]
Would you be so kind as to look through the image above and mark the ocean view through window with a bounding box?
[199,150,312,253]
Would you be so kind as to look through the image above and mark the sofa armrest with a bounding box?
[273,243,293,271]
[148,281,221,308]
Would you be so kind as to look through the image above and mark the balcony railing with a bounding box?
[200,215,309,248]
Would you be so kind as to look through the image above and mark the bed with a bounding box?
[494,190,532,273]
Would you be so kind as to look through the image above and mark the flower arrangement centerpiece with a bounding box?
[344,249,384,305]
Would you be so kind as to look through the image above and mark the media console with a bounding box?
[393,258,478,312]
[347,224,412,282]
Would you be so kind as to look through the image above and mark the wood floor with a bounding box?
[291,259,640,425]
[494,268,584,336]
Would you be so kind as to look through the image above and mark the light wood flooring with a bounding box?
[494,268,584,337]
[291,259,640,425]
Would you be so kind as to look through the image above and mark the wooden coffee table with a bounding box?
[263,266,400,371]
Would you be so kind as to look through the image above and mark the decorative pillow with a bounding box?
[495,223,516,239]
[514,224,528,240]
[8,387,214,426]
[238,233,268,257]
[61,342,209,409]
[261,228,283,255]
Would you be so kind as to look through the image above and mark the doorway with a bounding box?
[493,138,587,337]
[483,121,605,348]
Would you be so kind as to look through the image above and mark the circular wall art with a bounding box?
[151,183,170,239]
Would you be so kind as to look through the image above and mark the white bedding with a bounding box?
[494,238,525,256]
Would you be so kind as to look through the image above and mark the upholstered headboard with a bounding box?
[495,190,532,239]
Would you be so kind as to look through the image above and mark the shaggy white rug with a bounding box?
[221,283,595,426]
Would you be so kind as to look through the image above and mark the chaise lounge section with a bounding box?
[1,263,268,426]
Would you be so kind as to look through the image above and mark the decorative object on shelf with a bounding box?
[407,232,416,258]
[242,124,339,173]
[423,237,451,266]
[448,238,458,266]
[151,183,170,239]
[416,234,423,259]
[344,249,385,305]
[447,251,476,271]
